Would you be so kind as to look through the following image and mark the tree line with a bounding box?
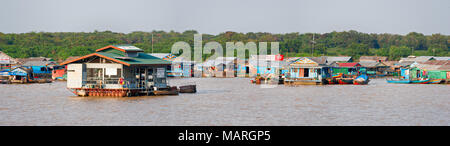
[0,30,448,61]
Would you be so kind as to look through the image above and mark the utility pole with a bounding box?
[151,33,154,53]
[311,33,316,57]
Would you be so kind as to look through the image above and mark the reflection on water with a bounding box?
[0,78,449,125]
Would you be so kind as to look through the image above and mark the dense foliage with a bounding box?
[0,30,448,61]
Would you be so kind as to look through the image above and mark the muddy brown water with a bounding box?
[0,78,449,125]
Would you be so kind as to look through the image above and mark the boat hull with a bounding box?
[386,79,411,84]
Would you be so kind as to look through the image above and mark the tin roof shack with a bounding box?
[0,51,17,71]
[149,53,195,77]
[22,60,57,79]
[60,45,172,97]
[359,61,389,77]
[249,54,286,78]
[284,57,331,85]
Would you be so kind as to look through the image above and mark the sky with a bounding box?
[0,0,449,35]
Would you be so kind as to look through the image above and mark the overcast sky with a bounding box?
[0,0,448,35]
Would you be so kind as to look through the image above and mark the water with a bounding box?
[0,78,449,126]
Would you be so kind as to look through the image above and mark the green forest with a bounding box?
[0,30,448,61]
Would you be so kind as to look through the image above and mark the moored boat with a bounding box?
[336,78,354,84]
[179,85,197,93]
[386,79,411,84]
[353,74,370,85]
[428,79,444,84]
[153,86,179,96]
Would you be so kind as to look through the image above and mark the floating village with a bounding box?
[0,45,449,97]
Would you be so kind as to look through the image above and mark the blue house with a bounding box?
[22,60,57,78]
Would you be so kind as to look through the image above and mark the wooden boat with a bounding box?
[353,74,370,85]
[428,79,444,84]
[179,85,197,93]
[153,86,179,96]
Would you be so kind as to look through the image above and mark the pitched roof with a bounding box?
[22,61,57,66]
[432,57,450,61]
[383,61,398,67]
[359,61,388,67]
[0,51,16,64]
[60,45,170,66]
[337,62,361,67]
[16,57,53,65]
[325,56,352,63]
[399,56,434,63]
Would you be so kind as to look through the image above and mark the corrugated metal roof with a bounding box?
[359,56,387,62]
[325,56,352,63]
[433,57,450,60]
[22,61,57,67]
[359,61,388,67]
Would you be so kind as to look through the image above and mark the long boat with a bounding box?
[386,79,411,84]
[386,78,430,84]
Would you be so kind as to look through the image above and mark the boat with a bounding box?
[153,86,179,96]
[386,78,430,84]
[336,78,354,84]
[428,79,444,84]
[178,85,197,93]
[353,74,370,85]
[386,79,411,84]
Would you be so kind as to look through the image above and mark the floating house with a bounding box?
[284,57,331,85]
[149,53,195,77]
[196,57,238,78]
[359,61,389,77]
[413,60,450,83]
[60,45,172,97]
[0,51,16,71]
[249,54,286,78]
[333,62,362,77]
[22,60,57,79]
[8,67,33,83]
[236,59,249,77]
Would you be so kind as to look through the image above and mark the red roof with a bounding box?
[337,62,361,67]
